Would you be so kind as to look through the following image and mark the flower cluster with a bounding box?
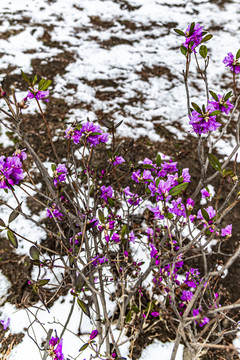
[53,164,68,186]
[223,52,240,74]
[183,23,203,52]
[65,122,109,147]
[189,106,221,134]
[25,89,49,102]
[189,92,234,135]
[46,203,63,220]
[101,185,113,201]
[109,156,125,166]
[0,151,27,189]
[208,94,234,115]
[48,336,64,360]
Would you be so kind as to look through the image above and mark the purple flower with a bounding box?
[0,155,25,189]
[80,122,109,147]
[123,186,141,206]
[101,185,113,201]
[199,317,209,327]
[186,198,194,211]
[49,337,59,347]
[90,329,98,340]
[65,122,109,147]
[46,204,63,220]
[147,205,164,220]
[189,107,221,134]
[1,318,10,330]
[182,168,191,183]
[185,268,200,288]
[49,337,64,360]
[197,206,216,223]
[112,156,125,166]
[53,164,68,186]
[209,94,234,115]
[13,149,27,161]
[112,233,121,243]
[131,170,141,183]
[92,255,108,267]
[26,89,49,102]
[183,23,203,52]
[169,197,186,217]
[161,161,178,174]
[143,158,154,166]
[201,188,210,199]
[150,243,158,259]
[181,290,193,302]
[129,230,136,243]
[221,224,232,237]
[151,312,160,317]
[192,308,199,317]
[223,52,240,74]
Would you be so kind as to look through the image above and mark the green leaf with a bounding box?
[169,182,189,196]
[224,91,232,101]
[7,230,18,248]
[202,104,206,113]
[166,212,174,220]
[31,259,41,266]
[189,22,195,36]
[121,224,128,238]
[77,299,91,318]
[199,45,208,59]
[125,310,132,323]
[8,202,22,224]
[79,343,89,352]
[174,28,185,36]
[32,75,38,86]
[180,44,187,56]
[222,169,235,178]
[191,102,202,114]
[201,208,209,222]
[201,34,213,43]
[208,153,221,172]
[208,110,221,116]
[143,164,154,170]
[51,164,56,172]
[98,209,105,223]
[116,358,127,360]
[30,246,40,260]
[76,274,85,292]
[38,279,50,286]
[38,78,52,91]
[89,132,102,136]
[156,154,161,167]
[107,197,115,207]
[0,218,5,227]
[155,178,160,187]
[132,305,140,314]
[236,49,240,59]
[21,70,30,84]
[209,90,219,102]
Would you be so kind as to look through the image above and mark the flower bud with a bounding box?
[90,329,98,340]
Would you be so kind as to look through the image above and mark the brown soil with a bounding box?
[0,3,240,359]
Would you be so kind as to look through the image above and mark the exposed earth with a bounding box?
[0,0,240,359]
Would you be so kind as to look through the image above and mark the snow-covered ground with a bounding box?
[0,0,240,359]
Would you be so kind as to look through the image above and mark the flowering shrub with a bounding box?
[0,22,240,360]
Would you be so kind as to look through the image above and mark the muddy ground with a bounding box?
[0,1,240,359]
